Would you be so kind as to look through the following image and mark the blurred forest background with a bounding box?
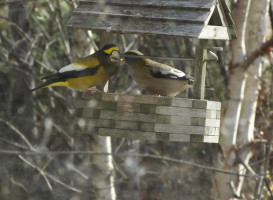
[0,0,273,199]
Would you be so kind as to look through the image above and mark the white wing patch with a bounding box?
[165,67,186,78]
[151,65,186,78]
[59,63,87,73]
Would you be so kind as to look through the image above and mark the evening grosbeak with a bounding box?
[124,50,194,97]
[31,44,121,92]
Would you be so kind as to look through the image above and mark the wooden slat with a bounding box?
[219,0,235,25]
[79,0,214,10]
[102,93,158,104]
[67,14,203,38]
[75,4,209,23]
[155,124,219,135]
[156,106,213,118]
[193,39,207,99]
[98,128,156,140]
[100,110,156,122]
[203,135,219,143]
[169,134,190,142]
[191,118,220,127]
[73,93,221,143]
[156,115,192,125]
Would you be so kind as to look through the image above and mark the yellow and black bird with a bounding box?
[31,44,121,92]
[124,50,194,97]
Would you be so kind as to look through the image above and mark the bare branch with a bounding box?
[19,155,82,193]
[0,150,265,178]
[0,118,36,151]
[19,155,53,191]
[10,177,28,192]
[232,37,273,71]
[0,137,28,149]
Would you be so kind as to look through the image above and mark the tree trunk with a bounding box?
[236,0,270,195]
[212,0,251,199]
[212,0,270,199]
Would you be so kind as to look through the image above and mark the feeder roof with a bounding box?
[67,0,236,40]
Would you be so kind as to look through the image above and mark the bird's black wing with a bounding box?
[146,60,193,81]
[42,64,101,81]
[31,65,101,92]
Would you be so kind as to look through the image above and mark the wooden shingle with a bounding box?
[67,0,236,40]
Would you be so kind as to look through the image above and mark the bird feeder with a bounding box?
[68,0,236,143]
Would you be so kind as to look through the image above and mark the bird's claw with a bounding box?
[82,88,102,98]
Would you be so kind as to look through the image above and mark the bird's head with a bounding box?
[123,50,144,66]
[100,44,121,63]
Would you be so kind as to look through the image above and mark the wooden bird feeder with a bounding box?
[68,0,236,143]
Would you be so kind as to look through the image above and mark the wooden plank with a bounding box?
[100,110,156,122]
[75,4,209,23]
[216,0,229,27]
[192,100,221,111]
[98,128,156,140]
[203,135,219,143]
[79,0,214,10]
[207,110,217,119]
[156,115,192,125]
[82,108,100,118]
[74,117,115,128]
[219,0,235,25]
[190,135,204,142]
[139,122,155,132]
[155,124,218,135]
[169,134,190,142]
[170,98,193,107]
[75,100,117,110]
[192,99,207,109]
[216,110,221,119]
[115,121,139,130]
[155,124,219,135]
[140,104,156,114]
[155,132,170,141]
[156,106,207,118]
[198,25,231,40]
[102,93,158,104]
[191,118,220,127]
[117,102,141,112]
[193,39,207,99]
[204,3,216,25]
[67,14,203,38]
[204,127,219,136]
[207,101,221,110]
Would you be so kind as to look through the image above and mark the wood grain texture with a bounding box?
[67,0,236,40]
[74,93,221,143]
[78,0,214,9]
[193,39,207,99]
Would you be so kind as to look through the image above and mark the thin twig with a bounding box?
[18,155,82,193]
[125,34,142,52]
[19,155,53,191]
[10,177,28,192]
[232,37,273,71]
[0,118,36,151]
[0,137,28,149]
[0,150,265,178]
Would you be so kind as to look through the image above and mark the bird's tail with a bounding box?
[30,74,67,92]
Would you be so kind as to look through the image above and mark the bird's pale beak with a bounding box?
[110,50,122,62]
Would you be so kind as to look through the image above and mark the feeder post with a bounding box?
[193,39,208,100]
